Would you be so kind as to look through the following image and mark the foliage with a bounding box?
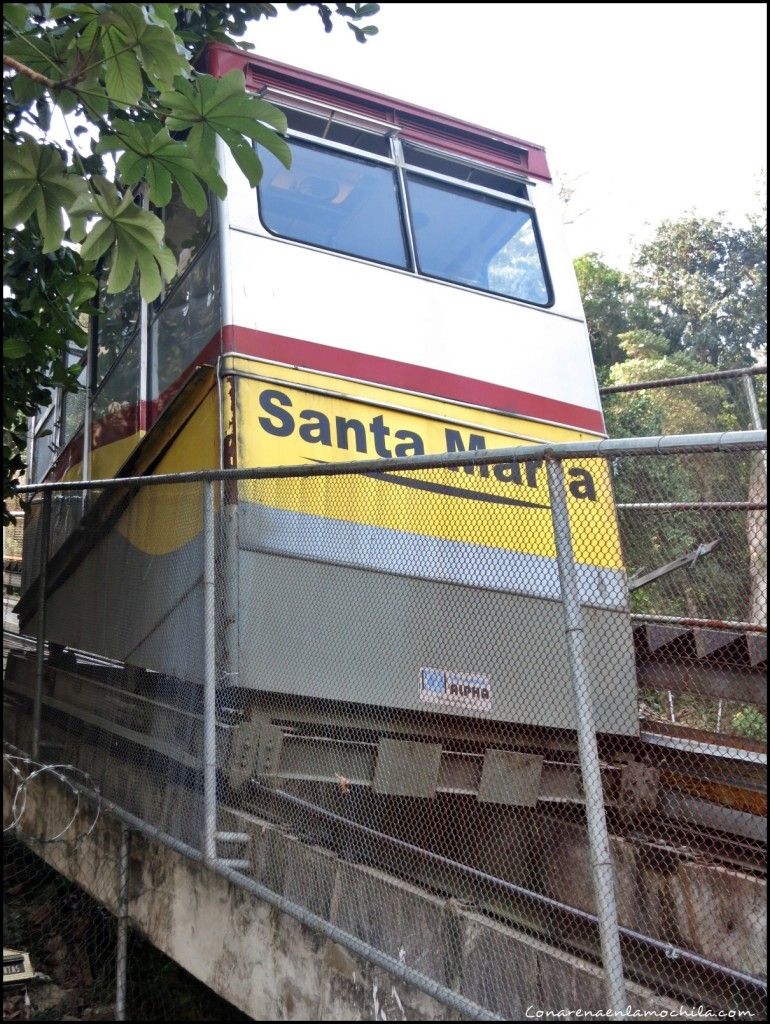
[3,1,380,521]
[633,214,767,368]
[578,209,767,391]
[731,706,767,743]
[574,253,647,382]
[578,208,767,638]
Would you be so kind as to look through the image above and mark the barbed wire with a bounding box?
[4,752,101,846]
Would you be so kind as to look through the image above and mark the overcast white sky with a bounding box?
[244,2,767,268]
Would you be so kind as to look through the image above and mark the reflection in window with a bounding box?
[160,187,212,279]
[32,407,56,481]
[258,139,409,269]
[405,175,550,305]
[96,274,140,385]
[91,333,140,454]
[149,237,221,416]
[60,359,88,446]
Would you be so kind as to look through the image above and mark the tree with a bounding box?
[588,213,768,655]
[3,2,380,521]
[576,210,767,389]
[631,214,767,369]
[573,253,648,382]
[576,203,768,647]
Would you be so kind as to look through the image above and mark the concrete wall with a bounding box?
[3,766,693,1021]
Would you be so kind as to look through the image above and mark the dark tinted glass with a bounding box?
[258,139,409,269]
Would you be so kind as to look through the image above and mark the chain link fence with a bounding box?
[3,430,767,1021]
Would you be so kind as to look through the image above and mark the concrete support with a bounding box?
[2,765,691,1022]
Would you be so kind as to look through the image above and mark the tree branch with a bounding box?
[3,55,56,89]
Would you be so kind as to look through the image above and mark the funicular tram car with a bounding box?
[16,45,638,764]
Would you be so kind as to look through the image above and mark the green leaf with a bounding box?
[103,27,143,106]
[134,241,161,301]
[11,74,45,106]
[67,274,99,307]
[57,89,79,115]
[3,3,28,30]
[99,3,148,45]
[99,4,189,88]
[146,160,173,207]
[136,24,189,87]
[3,138,88,252]
[78,179,176,301]
[216,126,263,187]
[149,4,180,29]
[159,70,288,187]
[186,122,217,166]
[79,82,110,119]
[250,123,292,169]
[101,123,224,212]
[3,338,28,360]
[79,218,115,261]
[107,234,139,292]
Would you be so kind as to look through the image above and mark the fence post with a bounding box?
[741,372,766,473]
[741,371,765,433]
[115,824,130,1021]
[202,479,218,866]
[546,457,628,1019]
[31,490,51,761]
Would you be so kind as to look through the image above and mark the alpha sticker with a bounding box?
[419,667,492,712]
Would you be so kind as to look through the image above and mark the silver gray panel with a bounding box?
[239,503,628,609]
[478,750,544,807]
[236,546,639,735]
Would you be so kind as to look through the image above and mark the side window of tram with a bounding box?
[257,139,409,269]
[96,273,140,386]
[60,353,88,447]
[405,174,551,306]
[159,187,212,278]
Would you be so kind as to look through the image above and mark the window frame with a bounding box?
[402,166,554,308]
[256,133,412,273]
[254,107,554,309]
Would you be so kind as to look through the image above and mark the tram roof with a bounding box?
[204,43,552,182]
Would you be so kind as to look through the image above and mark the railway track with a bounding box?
[3,631,765,859]
[3,632,767,1017]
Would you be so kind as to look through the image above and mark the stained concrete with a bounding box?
[3,764,703,1021]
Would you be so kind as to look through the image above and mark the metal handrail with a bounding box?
[12,429,768,494]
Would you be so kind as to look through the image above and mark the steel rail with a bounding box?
[248,781,768,994]
[600,366,767,395]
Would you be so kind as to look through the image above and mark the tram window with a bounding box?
[150,237,221,412]
[60,356,88,447]
[96,274,140,386]
[284,107,392,157]
[257,139,409,269]
[161,187,212,277]
[91,333,140,453]
[405,174,551,306]
[401,142,529,200]
[32,406,56,481]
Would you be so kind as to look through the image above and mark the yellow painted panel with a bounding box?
[115,390,220,555]
[232,362,623,570]
[90,433,145,481]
